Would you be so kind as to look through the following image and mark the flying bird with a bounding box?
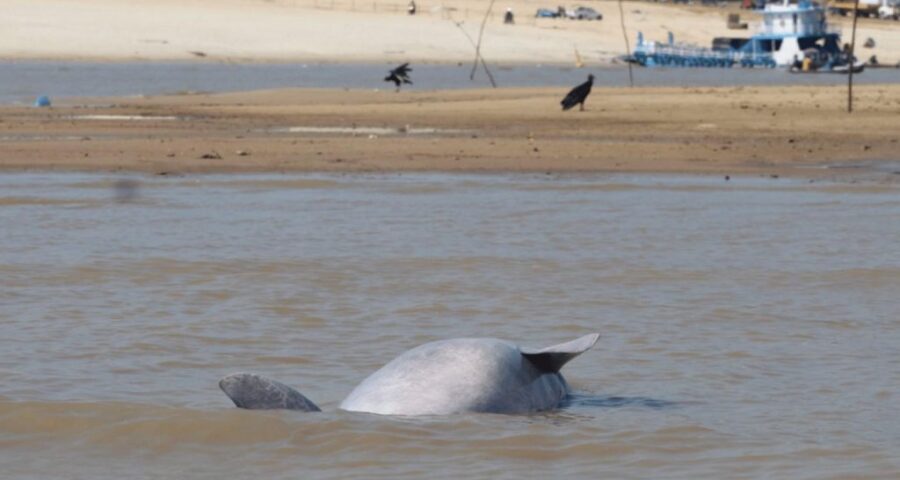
[384,63,413,92]
[560,74,594,111]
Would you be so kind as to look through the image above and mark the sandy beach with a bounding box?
[2,0,899,65]
[2,83,898,178]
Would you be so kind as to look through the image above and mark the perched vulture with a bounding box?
[561,74,594,111]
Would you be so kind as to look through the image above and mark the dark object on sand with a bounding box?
[727,13,748,29]
[384,63,413,92]
[561,74,594,111]
[504,9,515,24]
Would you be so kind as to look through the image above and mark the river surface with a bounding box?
[1,172,898,479]
[2,61,899,104]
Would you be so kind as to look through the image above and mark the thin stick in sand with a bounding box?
[847,0,860,113]
[618,0,634,87]
[470,0,498,87]
[453,21,497,88]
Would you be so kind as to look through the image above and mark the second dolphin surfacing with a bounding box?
[220,333,599,416]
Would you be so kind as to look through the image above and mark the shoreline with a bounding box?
[0,57,628,68]
[2,55,897,70]
[2,84,899,181]
[4,62,900,108]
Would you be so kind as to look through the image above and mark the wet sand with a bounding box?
[2,84,899,178]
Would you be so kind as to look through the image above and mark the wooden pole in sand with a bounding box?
[471,0,497,86]
[618,0,634,87]
[454,21,498,87]
[847,0,860,113]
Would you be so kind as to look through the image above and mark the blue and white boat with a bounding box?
[631,0,851,70]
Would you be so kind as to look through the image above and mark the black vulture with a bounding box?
[560,74,594,111]
[384,63,413,92]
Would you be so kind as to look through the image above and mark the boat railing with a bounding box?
[633,41,776,67]
[755,23,841,37]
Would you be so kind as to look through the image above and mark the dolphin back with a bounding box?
[219,373,321,412]
[520,333,600,373]
[340,335,599,415]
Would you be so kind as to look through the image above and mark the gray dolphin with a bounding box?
[219,333,599,416]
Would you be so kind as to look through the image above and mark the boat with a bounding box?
[789,62,866,73]
[631,0,855,71]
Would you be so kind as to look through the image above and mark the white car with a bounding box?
[567,6,602,20]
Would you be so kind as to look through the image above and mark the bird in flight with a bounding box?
[384,63,413,92]
[561,74,594,111]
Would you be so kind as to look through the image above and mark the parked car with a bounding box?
[567,6,602,20]
[535,8,560,18]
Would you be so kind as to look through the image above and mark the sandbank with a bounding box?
[2,84,898,180]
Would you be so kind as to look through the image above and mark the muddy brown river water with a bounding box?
[1,172,898,479]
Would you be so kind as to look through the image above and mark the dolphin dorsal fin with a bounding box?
[521,333,599,373]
